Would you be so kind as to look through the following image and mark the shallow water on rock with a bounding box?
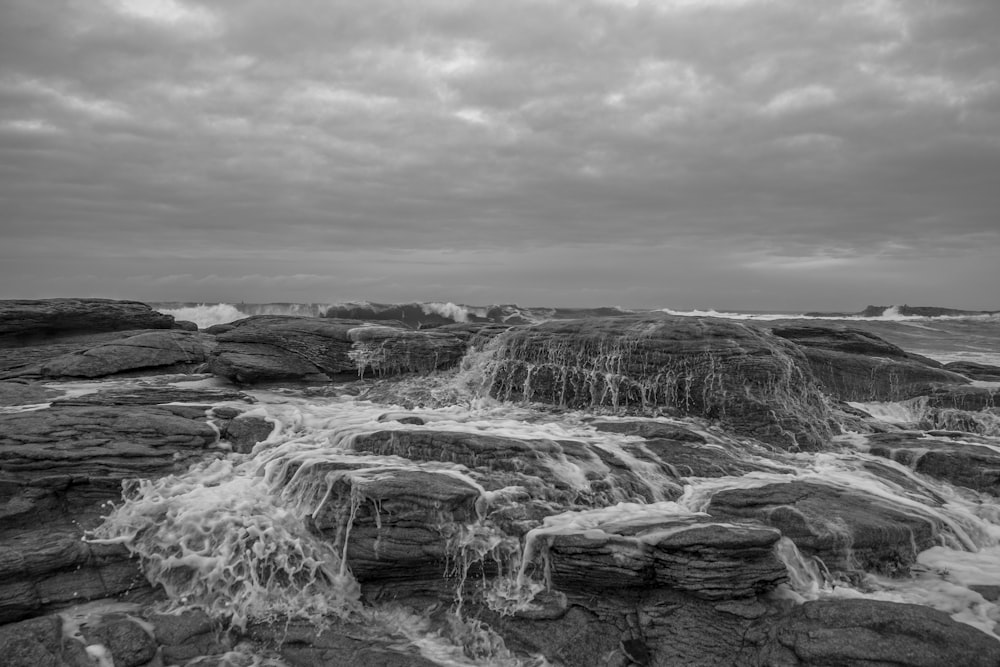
[66,365,1000,664]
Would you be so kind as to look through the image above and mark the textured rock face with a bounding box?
[0,299,174,344]
[283,463,483,582]
[866,432,1000,495]
[0,400,225,624]
[347,325,467,375]
[540,519,787,600]
[248,620,442,667]
[2,303,999,665]
[759,599,1000,666]
[481,315,837,449]
[350,428,681,507]
[771,325,969,401]
[32,330,214,378]
[480,594,1000,667]
[707,481,939,575]
[0,329,180,377]
[209,316,466,383]
[925,385,1000,412]
[945,361,1000,381]
[0,524,148,624]
[0,405,219,484]
[0,611,222,667]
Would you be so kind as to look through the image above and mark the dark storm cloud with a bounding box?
[1,0,998,308]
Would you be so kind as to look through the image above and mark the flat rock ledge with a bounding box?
[0,299,175,345]
[208,316,467,383]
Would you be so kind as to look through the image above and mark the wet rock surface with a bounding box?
[0,521,151,624]
[865,432,1000,495]
[541,518,787,599]
[945,361,1000,381]
[32,330,215,379]
[759,598,1000,667]
[0,405,220,483]
[481,315,837,449]
[209,316,466,383]
[706,480,940,575]
[771,324,970,401]
[0,299,175,344]
[2,303,1000,666]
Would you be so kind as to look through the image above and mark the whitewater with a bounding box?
[56,302,997,661]
[5,299,993,664]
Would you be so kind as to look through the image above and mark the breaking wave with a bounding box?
[157,304,248,329]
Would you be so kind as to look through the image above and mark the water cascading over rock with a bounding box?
[474,315,838,449]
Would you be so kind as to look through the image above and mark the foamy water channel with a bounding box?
[68,373,1000,663]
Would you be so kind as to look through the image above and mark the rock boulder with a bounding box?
[481,315,836,449]
[770,325,969,401]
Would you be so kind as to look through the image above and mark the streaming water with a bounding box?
[72,324,1000,662]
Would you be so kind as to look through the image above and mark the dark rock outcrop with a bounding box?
[0,522,151,624]
[945,361,1000,381]
[0,299,174,345]
[481,315,837,449]
[865,432,1000,495]
[27,330,214,378]
[350,428,680,507]
[0,610,224,667]
[590,419,705,442]
[150,609,230,663]
[303,466,483,582]
[248,619,441,667]
[0,402,224,624]
[925,385,1000,412]
[0,405,220,485]
[707,481,939,575]
[758,598,1000,666]
[50,385,251,407]
[771,324,969,401]
[220,414,275,453]
[208,316,466,384]
[0,381,57,406]
[537,518,787,600]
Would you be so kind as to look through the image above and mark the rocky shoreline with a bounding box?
[2,298,1000,666]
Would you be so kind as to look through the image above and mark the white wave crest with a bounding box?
[660,308,796,321]
[660,306,1000,323]
[158,304,247,329]
[421,301,471,323]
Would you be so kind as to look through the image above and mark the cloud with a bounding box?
[1,0,998,308]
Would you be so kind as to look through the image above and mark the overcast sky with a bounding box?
[1,0,998,310]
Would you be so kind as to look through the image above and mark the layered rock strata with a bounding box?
[479,315,837,449]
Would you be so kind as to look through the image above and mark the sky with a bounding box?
[1,0,998,311]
